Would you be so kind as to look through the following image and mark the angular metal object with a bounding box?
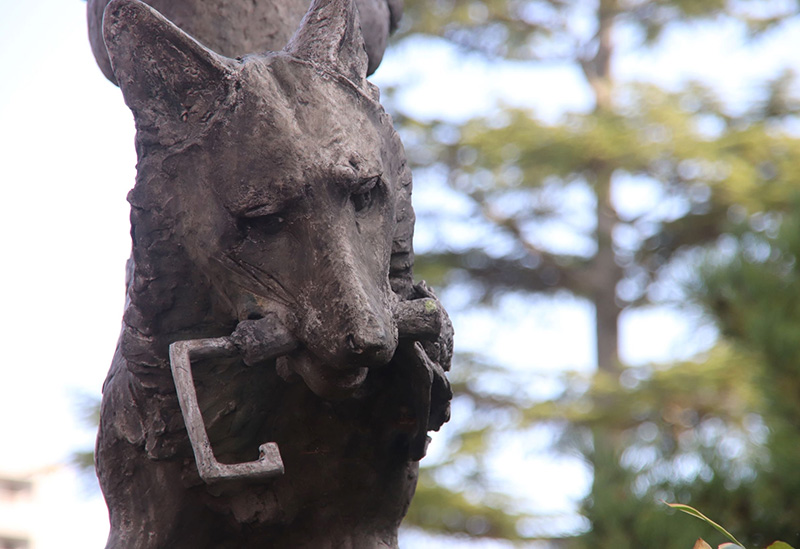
[169,337,285,484]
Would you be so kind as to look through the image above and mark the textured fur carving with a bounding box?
[96,0,452,547]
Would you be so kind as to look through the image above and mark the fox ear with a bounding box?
[285,0,369,85]
[103,0,232,146]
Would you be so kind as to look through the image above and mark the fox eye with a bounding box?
[241,213,285,237]
[352,188,373,212]
[351,176,380,213]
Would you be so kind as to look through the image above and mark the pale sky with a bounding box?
[1,1,799,547]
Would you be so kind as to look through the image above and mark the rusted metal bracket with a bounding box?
[169,337,285,484]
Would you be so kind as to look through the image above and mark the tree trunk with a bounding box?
[593,165,621,372]
[583,0,622,373]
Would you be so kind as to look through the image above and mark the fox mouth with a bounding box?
[230,295,445,400]
[279,350,370,400]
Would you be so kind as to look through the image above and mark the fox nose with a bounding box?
[344,328,395,365]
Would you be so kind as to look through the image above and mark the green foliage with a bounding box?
[681,202,800,547]
[390,0,800,545]
[402,77,800,305]
[666,502,797,549]
[666,502,746,548]
[406,469,530,540]
[549,343,770,549]
[398,0,792,59]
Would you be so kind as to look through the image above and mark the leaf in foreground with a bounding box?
[665,502,746,548]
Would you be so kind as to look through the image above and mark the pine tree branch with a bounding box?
[416,248,594,300]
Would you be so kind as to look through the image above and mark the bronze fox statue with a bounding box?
[95,0,452,547]
[88,0,403,83]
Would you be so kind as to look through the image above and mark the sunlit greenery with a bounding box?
[389,0,800,546]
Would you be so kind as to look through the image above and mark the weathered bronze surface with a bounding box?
[88,0,402,82]
[94,0,452,546]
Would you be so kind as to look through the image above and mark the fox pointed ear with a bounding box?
[103,0,232,146]
[284,0,369,85]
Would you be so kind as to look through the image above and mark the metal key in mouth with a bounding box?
[169,337,285,484]
[168,297,443,483]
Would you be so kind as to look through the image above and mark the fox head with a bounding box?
[104,0,417,399]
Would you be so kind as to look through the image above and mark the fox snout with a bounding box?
[230,288,446,401]
[342,312,398,367]
[345,328,393,364]
[299,289,399,370]
[228,273,399,399]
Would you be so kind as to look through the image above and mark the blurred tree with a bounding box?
[387,0,800,545]
[686,200,800,547]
